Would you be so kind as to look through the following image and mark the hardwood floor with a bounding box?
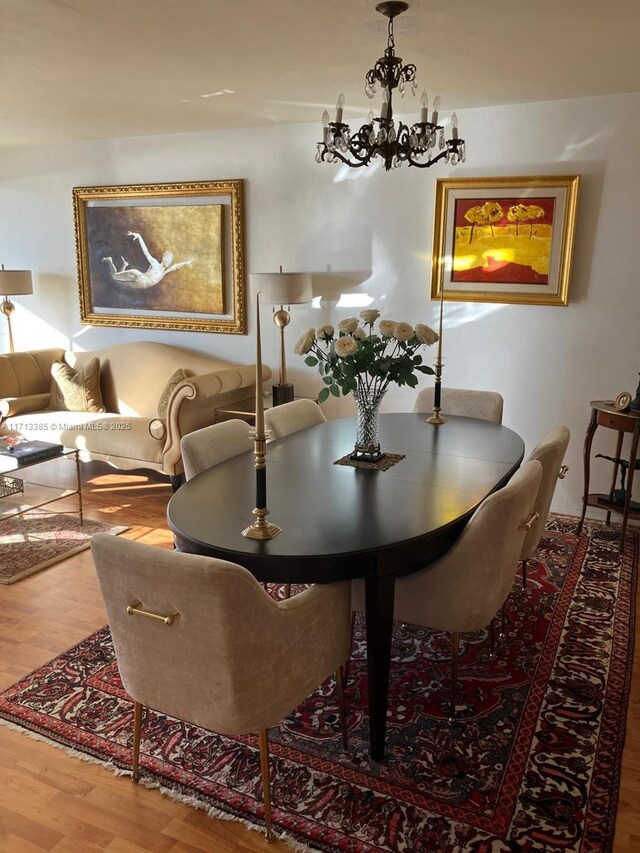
[0,459,638,851]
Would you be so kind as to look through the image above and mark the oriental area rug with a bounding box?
[0,509,128,584]
[0,516,637,851]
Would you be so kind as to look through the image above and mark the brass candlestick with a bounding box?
[242,292,282,540]
[427,287,446,425]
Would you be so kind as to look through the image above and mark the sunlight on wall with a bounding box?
[336,293,375,308]
[70,325,92,351]
[333,160,382,183]
[311,292,374,309]
[558,130,609,160]
[443,301,505,329]
[7,305,71,352]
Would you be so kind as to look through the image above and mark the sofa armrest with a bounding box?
[0,393,51,419]
[160,364,271,475]
[185,365,265,398]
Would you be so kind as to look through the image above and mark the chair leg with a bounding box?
[258,729,275,843]
[335,665,349,752]
[132,701,143,783]
[448,632,459,723]
[521,558,528,592]
[283,584,291,600]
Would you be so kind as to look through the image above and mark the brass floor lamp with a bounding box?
[0,266,33,353]
[250,269,312,405]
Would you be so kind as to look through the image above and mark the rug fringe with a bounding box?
[0,716,320,853]
[0,716,130,776]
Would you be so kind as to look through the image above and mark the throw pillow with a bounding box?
[157,368,191,419]
[49,358,106,413]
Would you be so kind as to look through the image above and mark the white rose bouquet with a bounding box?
[295,309,438,404]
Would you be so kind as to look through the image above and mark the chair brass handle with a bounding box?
[557,464,569,479]
[126,600,180,626]
[520,511,540,531]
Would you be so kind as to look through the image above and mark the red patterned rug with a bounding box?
[0,508,128,584]
[0,516,637,851]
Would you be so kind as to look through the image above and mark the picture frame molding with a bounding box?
[430,175,580,306]
[73,178,246,334]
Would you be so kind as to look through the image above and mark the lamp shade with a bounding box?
[250,272,312,306]
[0,269,33,296]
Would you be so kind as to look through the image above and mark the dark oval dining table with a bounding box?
[168,413,524,760]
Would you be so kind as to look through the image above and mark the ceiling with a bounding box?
[1,0,639,147]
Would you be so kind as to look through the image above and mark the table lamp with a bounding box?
[250,268,312,405]
[0,265,33,353]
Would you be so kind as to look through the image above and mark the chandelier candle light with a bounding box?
[241,292,281,540]
[316,2,466,171]
[296,310,439,462]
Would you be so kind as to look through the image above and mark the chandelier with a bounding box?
[315,1,466,171]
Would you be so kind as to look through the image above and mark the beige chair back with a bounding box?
[520,425,570,561]
[91,534,351,735]
[264,398,326,439]
[180,418,252,480]
[354,460,542,632]
[413,387,504,424]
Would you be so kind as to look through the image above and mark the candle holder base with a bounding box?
[427,409,446,425]
[242,521,282,540]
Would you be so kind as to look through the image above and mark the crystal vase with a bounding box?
[351,384,387,463]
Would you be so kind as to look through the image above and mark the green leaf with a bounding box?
[305,356,318,366]
[330,383,341,397]
[323,375,333,385]
[318,387,330,404]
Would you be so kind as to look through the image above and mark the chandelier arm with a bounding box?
[322,148,373,168]
[404,141,466,168]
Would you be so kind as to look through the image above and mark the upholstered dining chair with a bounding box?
[180,418,252,481]
[91,534,351,843]
[413,387,504,424]
[351,460,542,720]
[264,398,326,439]
[519,425,570,591]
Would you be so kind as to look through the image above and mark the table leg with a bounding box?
[606,430,624,526]
[620,422,640,551]
[365,574,396,762]
[577,408,598,535]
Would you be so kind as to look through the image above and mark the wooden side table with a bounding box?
[576,400,640,551]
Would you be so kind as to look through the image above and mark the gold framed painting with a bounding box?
[430,175,580,306]
[73,179,246,334]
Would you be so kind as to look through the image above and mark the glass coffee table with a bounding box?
[0,447,83,525]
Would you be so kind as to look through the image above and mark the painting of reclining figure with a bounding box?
[86,203,224,314]
[74,179,246,335]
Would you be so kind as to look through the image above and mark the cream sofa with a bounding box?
[0,341,269,484]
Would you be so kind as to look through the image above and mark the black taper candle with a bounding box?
[256,466,267,510]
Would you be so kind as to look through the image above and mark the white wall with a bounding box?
[1,92,639,516]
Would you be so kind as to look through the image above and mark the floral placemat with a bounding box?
[334,452,405,471]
